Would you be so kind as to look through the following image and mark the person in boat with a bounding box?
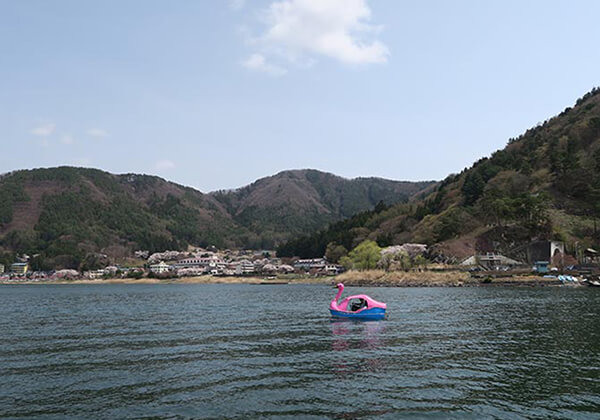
[350,298,367,312]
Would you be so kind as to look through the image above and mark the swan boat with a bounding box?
[329,283,386,320]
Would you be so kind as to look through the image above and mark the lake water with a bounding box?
[1,284,600,419]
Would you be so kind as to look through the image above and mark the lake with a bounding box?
[1,284,599,419]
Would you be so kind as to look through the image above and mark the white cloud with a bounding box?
[31,123,56,137]
[155,160,176,170]
[243,0,389,73]
[60,134,74,145]
[242,53,287,76]
[87,128,108,138]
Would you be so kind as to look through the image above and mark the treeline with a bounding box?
[276,201,390,259]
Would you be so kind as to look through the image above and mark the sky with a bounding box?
[1,0,600,192]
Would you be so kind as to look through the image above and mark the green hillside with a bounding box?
[212,169,435,243]
[0,167,244,269]
[279,88,600,260]
[0,167,432,269]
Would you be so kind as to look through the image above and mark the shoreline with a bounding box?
[0,275,332,286]
[334,269,564,287]
[0,271,569,287]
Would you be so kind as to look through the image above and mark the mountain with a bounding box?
[279,87,600,261]
[211,169,435,244]
[0,167,434,269]
[0,167,244,269]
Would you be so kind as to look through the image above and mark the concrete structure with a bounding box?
[527,241,564,265]
[461,253,522,269]
[0,264,4,273]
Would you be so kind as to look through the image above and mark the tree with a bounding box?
[413,255,428,267]
[377,250,412,271]
[325,242,348,263]
[341,240,381,271]
[462,172,485,206]
[513,193,551,234]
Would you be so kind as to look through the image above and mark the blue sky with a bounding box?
[2,0,599,192]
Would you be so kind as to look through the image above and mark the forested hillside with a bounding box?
[0,167,432,269]
[279,88,600,261]
[212,169,435,244]
[0,167,243,269]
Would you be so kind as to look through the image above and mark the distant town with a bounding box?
[0,247,344,282]
[2,239,599,285]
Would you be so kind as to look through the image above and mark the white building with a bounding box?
[235,259,255,275]
[85,269,105,279]
[149,261,171,274]
[293,258,326,271]
[324,264,342,275]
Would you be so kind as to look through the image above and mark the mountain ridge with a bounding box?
[0,167,434,268]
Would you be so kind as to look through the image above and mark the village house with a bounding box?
[174,255,226,271]
[149,261,171,274]
[85,269,106,279]
[293,258,327,272]
[235,259,255,275]
[10,262,28,275]
[324,264,343,275]
[583,248,600,265]
[174,258,205,269]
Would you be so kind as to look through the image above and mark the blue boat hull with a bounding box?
[330,307,386,320]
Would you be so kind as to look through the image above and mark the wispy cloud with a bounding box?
[242,53,287,76]
[87,128,108,138]
[31,122,56,137]
[155,160,176,170]
[241,0,389,74]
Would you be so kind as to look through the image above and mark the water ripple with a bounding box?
[1,284,600,418]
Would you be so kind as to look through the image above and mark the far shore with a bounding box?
[0,270,568,287]
[335,269,563,287]
[0,275,332,286]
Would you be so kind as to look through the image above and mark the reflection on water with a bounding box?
[331,320,386,376]
[1,284,600,419]
[331,320,386,350]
